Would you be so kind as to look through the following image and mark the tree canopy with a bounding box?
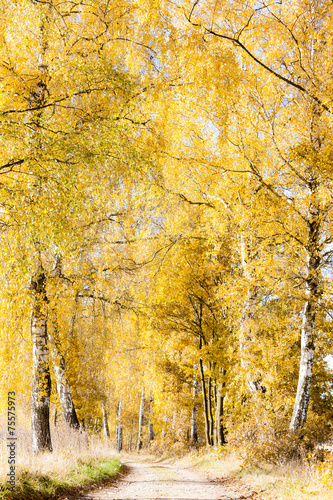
[1,0,333,458]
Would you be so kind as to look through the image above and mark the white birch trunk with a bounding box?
[199,357,212,446]
[30,5,53,455]
[137,391,145,451]
[289,97,323,430]
[207,375,214,444]
[31,263,52,454]
[290,189,320,430]
[214,381,226,446]
[290,301,316,429]
[172,412,176,443]
[148,396,154,447]
[116,401,123,451]
[239,234,266,394]
[50,256,80,430]
[102,401,110,438]
[148,423,154,446]
[190,375,198,444]
[53,358,80,429]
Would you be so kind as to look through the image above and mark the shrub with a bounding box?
[230,415,331,466]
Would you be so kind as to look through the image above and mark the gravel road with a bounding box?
[80,461,256,500]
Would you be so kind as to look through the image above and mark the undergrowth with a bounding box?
[0,457,121,500]
[0,420,121,499]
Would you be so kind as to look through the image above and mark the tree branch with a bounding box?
[185,8,331,114]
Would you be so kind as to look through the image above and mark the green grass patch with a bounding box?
[0,458,121,500]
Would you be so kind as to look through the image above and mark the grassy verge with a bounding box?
[0,458,121,500]
[143,447,333,500]
[173,449,333,500]
[236,461,333,500]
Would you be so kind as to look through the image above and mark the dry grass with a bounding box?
[1,422,115,479]
[238,459,333,500]
[217,451,333,500]
[0,417,120,499]
[151,446,333,500]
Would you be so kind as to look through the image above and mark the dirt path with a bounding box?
[80,461,258,500]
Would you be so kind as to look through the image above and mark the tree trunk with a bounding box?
[214,381,226,446]
[199,358,211,446]
[190,375,198,444]
[31,262,52,454]
[53,358,80,429]
[239,235,266,394]
[240,287,258,395]
[207,376,214,445]
[148,423,154,445]
[51,311,79,430]
[137,391,145,451]
[94,418,99,434]
[30,7,53,455]
[102,401,110,438]
[117,424,123,452]
[128,416,134,451]
[290,302,316,430]
[116,401,123,452]
[172,413,177,443]
[50,256,80,430]
[290,177,320,430]
[148,396,154,447]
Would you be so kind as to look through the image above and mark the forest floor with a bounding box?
[79,459,261,500]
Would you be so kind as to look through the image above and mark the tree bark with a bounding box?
[239,234,266,394]
[29,4,53,455]
[51,308,79,430]
[290,95,323,431]
[31,262,52,454]
[129,424,132,452]
[148,423,154,446]
[190,375,198,444]
[199,357,211,446]
[137,391,145,451]
[290,302,316,429]
[50,256,80,430]
[102,401,110,438]
[214,381,226,446]
[116,401,123,452]
[207,375,214,445]
[290,176,320,430]
[172,413,176,443]
[53,357,80,429]
[148,396,154,447]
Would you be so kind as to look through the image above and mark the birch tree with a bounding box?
[31,256,52,454]
[49,256,80,429]
[177,0,333,430]
[137,391,145,451]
